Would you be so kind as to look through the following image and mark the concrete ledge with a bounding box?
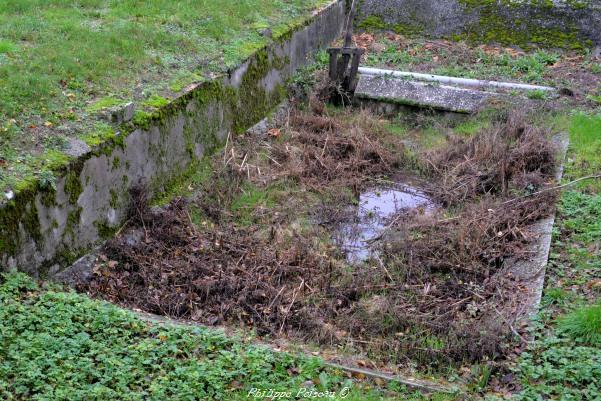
[0,0,346,276]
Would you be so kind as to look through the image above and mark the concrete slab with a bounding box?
[354,74,498,113]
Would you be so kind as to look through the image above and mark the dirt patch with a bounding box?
[79,102,560,370]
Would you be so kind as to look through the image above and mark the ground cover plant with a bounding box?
[0,270,442,401]
[78,82,562,386]
[0,0,330,193]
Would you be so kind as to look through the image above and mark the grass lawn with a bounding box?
[0,0,331,193]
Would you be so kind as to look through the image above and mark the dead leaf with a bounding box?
[352,372,366,380]
[353,32,374,50]
[374,377,386,386]
[268,128,281,138]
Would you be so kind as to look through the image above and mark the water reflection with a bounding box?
[335,185,434,262]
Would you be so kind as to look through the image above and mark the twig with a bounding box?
[321,134,329,158]
[374,253,395,283]
[279,279,304,334]
[223,131,231,164]
[323,362,458,394]
[501,174,601,205]
[491,305,532,345]
[267,286,286,311]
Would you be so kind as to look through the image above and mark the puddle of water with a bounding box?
[334,185,434,263]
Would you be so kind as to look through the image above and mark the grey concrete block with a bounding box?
[354,74,497,113]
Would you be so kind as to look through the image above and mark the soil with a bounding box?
[78,94,560,372]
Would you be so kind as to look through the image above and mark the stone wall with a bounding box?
[0,0,346,276]
[357,0,601,49]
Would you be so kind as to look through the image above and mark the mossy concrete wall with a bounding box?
[357,0,601,49]
[0,0,346,276]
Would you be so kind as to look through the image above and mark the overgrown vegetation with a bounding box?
[353,32,600,93]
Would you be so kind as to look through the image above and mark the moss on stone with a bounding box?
[64,171,83,205]
[457,0,590,50]
[0,185,41,256]
[231,47,287,134]
[109,189,119,209]
[143,94,170,109]
[85,96,125,113]
[357,15,387,30]
[39,188,56,208]
[111,156,121,171]
[94,220,117,239]
[64,207,82,240]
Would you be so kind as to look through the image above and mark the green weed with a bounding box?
[526,89,548,100]
[588,94,601,105]
[557,304,601,346]
[231,183,278,225]
[453,116,491,136]
[566,113,601,190]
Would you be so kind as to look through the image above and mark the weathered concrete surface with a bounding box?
[358,0,601,48]
[1,0,346,276]
[354,74,498,113]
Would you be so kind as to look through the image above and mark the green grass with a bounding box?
[1,271,435,401]
[231,183,280,226]
[0,0,330,193]
[564,112,601,192]
[525,89,548,100]
[558,304,601,346]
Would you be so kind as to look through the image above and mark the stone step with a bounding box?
[354,74,500,113]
